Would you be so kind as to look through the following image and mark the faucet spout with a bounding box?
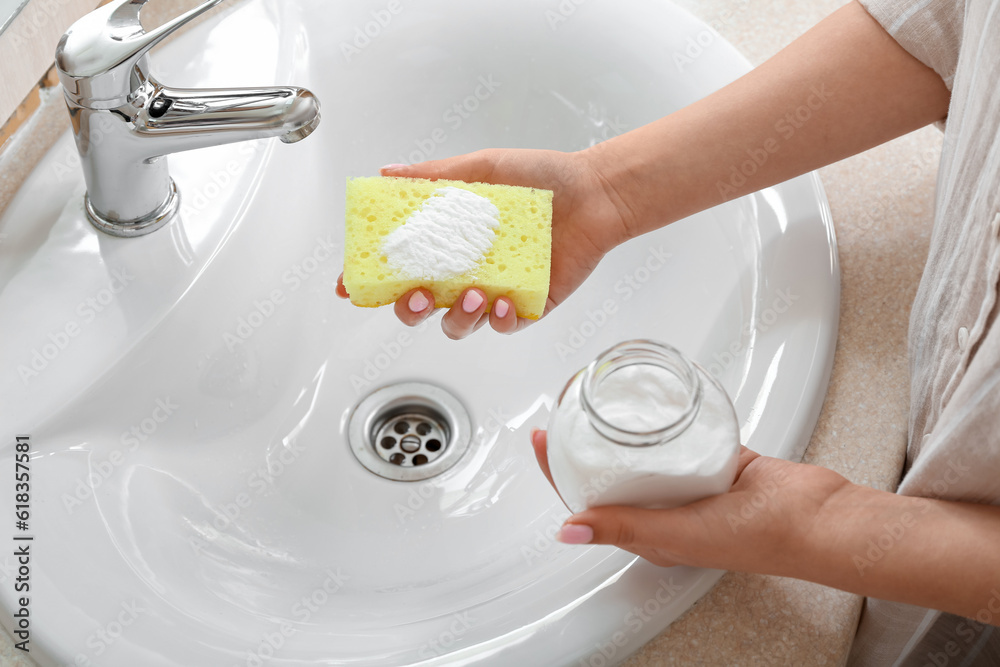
[142,86,321,152]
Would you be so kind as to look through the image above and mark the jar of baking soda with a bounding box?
[546,340,741,512]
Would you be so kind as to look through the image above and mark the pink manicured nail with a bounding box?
[408,291,429,313]
[494,299,510,318]
[462,290,485,313]
[556,524,594,545]
[380,164,408,174]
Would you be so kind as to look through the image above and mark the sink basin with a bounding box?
[0,0,839,664]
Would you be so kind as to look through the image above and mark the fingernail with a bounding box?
[462,290,485,313]
[380,164,408,174]
[408,291,429,313]
[494,299,509,318]
[556,524,594,545]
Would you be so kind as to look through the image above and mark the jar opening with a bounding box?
[580,340,702,447]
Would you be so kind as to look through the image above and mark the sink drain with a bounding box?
[348,382,472,482]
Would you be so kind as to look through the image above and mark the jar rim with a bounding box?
[580,339,703,447]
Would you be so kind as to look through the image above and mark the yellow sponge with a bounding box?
[343,177,553,319]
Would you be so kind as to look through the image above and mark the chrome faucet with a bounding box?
[55,0,321,237]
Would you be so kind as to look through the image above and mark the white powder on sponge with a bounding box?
[382,187,500,280]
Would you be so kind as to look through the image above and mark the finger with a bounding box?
[733,445,762,482]
[336,274,349,299]
[441,288,489,340]
[558,504,695,555]
[555,505,699,569]
[530,429,555,488]
[393,288,435,327]
[488,297,528,334]
[381,150,500,183]
[379,150,496,182]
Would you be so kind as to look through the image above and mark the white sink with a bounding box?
[0,0,838,664]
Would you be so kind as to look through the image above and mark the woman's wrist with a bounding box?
[578,136,677,246]
[780,480,940,601]
[779,478,871,584]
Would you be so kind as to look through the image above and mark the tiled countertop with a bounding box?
[0,0,940,664]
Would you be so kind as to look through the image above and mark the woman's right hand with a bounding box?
[335,148,634,340]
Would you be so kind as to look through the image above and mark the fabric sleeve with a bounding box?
[858,0,965,89]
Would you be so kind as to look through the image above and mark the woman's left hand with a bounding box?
[530,430,855,575]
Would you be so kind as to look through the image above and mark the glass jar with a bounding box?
[546,340,740,512]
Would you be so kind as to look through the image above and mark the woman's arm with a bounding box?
[343,2,951,339]
[591,0,952,238]
[804,479,1000,619]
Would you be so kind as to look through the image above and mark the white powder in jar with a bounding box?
[588,364,689,432]
[547,362,741,513]
[382,187,500,280]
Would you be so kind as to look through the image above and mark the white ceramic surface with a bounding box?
[0,1,839,665]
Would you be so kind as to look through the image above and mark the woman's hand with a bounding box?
[335,148,634,340]
[336,1,952,342]
[530,429,854,575]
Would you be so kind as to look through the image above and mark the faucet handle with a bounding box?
[56,0,227,108]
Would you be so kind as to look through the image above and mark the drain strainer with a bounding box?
[348,382,472,482]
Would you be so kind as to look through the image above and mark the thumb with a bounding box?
[380,149,500,183]
[556,505,695,552]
